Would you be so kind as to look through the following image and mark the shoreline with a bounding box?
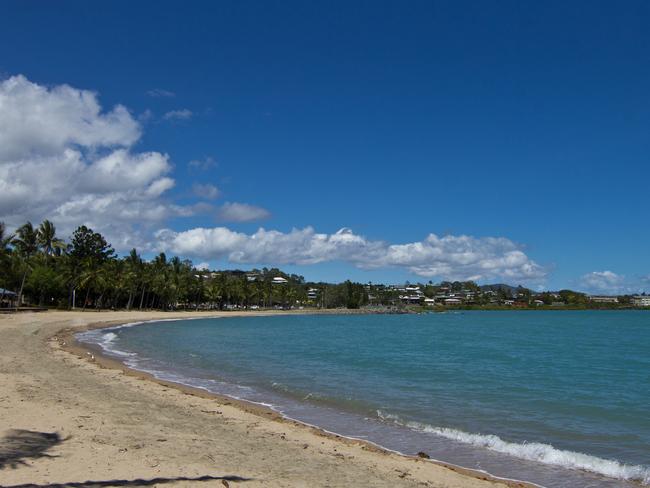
[62,312,535,487]
[1,310,533,487]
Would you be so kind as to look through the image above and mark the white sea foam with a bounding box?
[377,411,650,484]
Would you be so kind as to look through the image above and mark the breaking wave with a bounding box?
[376,411,650,484]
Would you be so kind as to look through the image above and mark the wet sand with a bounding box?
[0,310,532,487]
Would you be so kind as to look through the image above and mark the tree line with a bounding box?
[0,220,374,310]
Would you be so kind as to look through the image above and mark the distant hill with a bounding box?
[480,283,530,295]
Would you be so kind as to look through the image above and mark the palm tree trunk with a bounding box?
[139,286,146,309]
[16,269,27,310]
[82,287,91,311]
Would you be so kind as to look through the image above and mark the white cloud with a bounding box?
[195,262,211,271]
[188,156,217,170]
[580,271,649,295]
[192,183,220,200]
[0,74,189,248]
[155,226,546,282]
[580,271,623,293]
[217,202,271,222]
[163,109,192,121]
[80,149,172,193]
[0,75,140,161]
[147,88,175,98]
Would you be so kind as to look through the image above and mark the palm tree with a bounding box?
[37,220,65,256]
[151,253,169,309]
[0,222,14,275]
[168,256,184,308]
[12,222,39,308]
[124,248,142,310]
[205,280,221,309]
[12,222,38,257]
[78,257,109,310]
[0,222,15,307]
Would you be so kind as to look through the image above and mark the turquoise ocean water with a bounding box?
[78,311,650,487]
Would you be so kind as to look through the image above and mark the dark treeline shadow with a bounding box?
[0,429,65,469]
[0,475,251,488]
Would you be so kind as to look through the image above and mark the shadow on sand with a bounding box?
[0,429,251,486]
[0,475,251,487]
[0,429,65,469]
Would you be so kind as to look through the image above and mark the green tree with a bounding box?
[0,223,14,295]
[26,263,64,306]
[124,249,142,310]
[69,226,115,310]
[37,220,65,257]
[12,222,39,307]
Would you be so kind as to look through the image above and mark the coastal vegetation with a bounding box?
[0,220,647,311]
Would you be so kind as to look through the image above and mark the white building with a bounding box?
[589,296,619,304]
[272,276,288,284]
[632,296,650,307]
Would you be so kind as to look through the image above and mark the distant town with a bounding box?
[1,221,649,311]
[184,270,650,312]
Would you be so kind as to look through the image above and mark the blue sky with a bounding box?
[1,1,649,292]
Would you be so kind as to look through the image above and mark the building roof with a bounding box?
[0,288,17,296]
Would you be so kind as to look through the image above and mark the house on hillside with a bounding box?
[400,295,422,304]
[272,276,288,284]
[589,296,619,304]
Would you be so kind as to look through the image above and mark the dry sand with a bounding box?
[0,310,531,488]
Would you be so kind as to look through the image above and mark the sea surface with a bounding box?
[77,311,650,487]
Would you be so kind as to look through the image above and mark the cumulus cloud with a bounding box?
[580,271,649,295]
[0,75,188,248]
[192,183,220,200]
[155,226,546,282]
[217,202,271,222]
[163,109,192,121]
[580,271,623,292]
[147,88,175,98]
[0,75,140,161]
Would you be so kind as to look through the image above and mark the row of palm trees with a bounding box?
[0,220,369,310]
[1,220,66,307]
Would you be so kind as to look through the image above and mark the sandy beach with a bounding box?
[0,310,529,488]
